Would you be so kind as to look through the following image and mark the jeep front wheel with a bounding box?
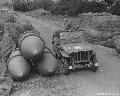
[61,58,70,75]
[90,55,98,72]
[90,64,98,72]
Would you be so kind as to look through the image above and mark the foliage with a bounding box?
[0,11,17,23]
[12,0,120,16]
[108,1,120,16]
[12,0,54,12]
[51,0,108,16]
[12,0,28,11]
[0,31,16,96]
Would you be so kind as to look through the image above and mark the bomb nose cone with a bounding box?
[16,71,25,77]
[49,69,53,72]
[33,49,38,55]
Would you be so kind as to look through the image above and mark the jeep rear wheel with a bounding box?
[61,58,70,75]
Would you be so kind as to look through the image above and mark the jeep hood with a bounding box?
[59,43,93,54]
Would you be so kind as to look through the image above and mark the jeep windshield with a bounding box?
[59,31,85,44]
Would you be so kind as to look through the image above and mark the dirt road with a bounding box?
[11,13,120,96]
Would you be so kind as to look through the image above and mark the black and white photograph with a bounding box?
[0,0,120,96]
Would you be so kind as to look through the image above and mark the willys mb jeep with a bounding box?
[52,30,98,75]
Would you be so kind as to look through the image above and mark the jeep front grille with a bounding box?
[70,51,89,62]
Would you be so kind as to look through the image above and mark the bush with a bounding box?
[51,0,84,16]
[12,0,108,15]
[12,0,120,16]
[12,0,28,11]
[108,1,120,16]
[41,0,54,11]
[51,0,107,16]
[1,2,12,8]
[87,1,107,13]
[12,0,54,12]
[0,11,17,24]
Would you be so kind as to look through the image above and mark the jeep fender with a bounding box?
[60,51,70,58]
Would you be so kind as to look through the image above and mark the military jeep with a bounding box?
[52,30,98,75]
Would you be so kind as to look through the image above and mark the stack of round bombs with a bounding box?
[7,31,58,80]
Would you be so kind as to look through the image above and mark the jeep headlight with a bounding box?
[73,46,83,49]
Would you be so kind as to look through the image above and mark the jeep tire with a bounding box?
[90,65,98,72]
[61,58,70,75]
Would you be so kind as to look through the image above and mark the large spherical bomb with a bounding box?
[35,52,58,76]
[7,48,31,80]
[18,31,45,61]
